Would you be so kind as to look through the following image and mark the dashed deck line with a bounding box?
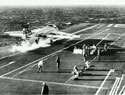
[97,24,104,29]
[72,24,99,34]
[0,61,15,69]
[0,76,108,90]
[65,76,75,83]
[109,77,119,95]
[94,27,110,34]
[115,74,125,95]
[96,33,110,46]
[107,24,113,28]
[110,33,125,46]
[95,69,115,95]
[111,77,120,95]
[0,52,20,61]
[119,84,125,95]
[0,49,63,77]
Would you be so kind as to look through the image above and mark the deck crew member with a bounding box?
[86,45,90,56]
[90,44,97,55]
[22,22,32,38]
[41,82,49,95]
[73,46,77,54]
[97,47,101,61]
[73,70,79,80]
[82,44,88,62]
[50,39,53,45]
[56,56,60,70]
[73,65,78,72]
[82,47,86,62]
[37,59,44,72]
[82,44,86,50]
[84,61,90,69]
[72,65,79,80]
[104,43,108,52]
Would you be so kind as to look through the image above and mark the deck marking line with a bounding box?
[96,33,110,46]
[72,24,99,34]
[0,52,20,61]
[109,77,120,95]
[0,61,15,69]
[0,76,108,89]
[95,69,114,95]
[65,76,75,83]
[115,74,125,95]
[110,33,125,46]
[119,84,125,95]
[111,77,120,95]
[97,24,104,29]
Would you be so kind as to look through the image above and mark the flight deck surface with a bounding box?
[0,23,125,95]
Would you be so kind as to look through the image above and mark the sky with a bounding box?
[0,0,125,6]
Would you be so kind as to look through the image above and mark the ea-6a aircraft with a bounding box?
[3,24,80,45]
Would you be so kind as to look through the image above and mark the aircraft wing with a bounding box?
[32,25,80,43]
[0,31,24,39]
[31,25,58,36]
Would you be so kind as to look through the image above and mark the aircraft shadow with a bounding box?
[86,68,110,71]
[74,78,115,81]
[81,73,107,76]
[87,68,121,71]
[100,60,125,62]
[40,69,72,73]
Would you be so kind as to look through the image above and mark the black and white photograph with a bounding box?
[0,0,125,95]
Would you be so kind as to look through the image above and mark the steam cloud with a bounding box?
[9,38,51,52]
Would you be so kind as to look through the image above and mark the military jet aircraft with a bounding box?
[2,24,80,45]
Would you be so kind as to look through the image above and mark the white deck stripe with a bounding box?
[96,33,110,46]
[0,49,62,77]
[110,33,125,46]
[114,24,118,27]
[119,85,125,95]
[72,24,99,34]
[97,24,104,29]
[65,76,75,83]
[0,76,108,89]
[115,74,125,95]
[107,24,113,27]
[81,32,122,36]
[0,61,15,69]
[95,69,114,95]
[0,52,20,60]
[109,77,120,95]
[111,77,120,95]
[79,29,123,38]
